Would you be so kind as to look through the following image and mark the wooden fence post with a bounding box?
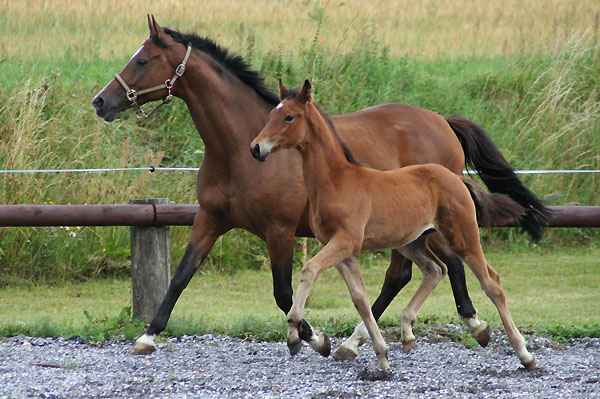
[129,198,170,324]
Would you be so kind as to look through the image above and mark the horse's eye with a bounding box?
[284,115,295,123]
[136,58,148,66]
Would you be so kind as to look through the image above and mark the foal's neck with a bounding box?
[299,104,355,195]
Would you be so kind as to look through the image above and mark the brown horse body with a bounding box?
[251,80,535,370]
[92,17,550,358]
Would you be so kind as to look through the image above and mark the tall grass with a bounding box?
[1,0,598,58]
[0,2,599,284]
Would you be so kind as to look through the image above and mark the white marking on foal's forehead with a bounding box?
[128,44,145,62]
[276,102,283,110]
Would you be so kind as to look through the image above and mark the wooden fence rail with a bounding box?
[0,204,599,228]
[1,202,598,323]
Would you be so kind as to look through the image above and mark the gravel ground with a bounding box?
[1,329,599,399]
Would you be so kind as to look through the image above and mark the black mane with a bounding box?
[156,28,279,106]
[285,87,362,166]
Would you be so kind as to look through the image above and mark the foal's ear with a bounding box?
[278,79,290,100]
[297,79,313,103]
[148,15,167,42]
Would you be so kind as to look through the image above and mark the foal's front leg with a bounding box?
[336,257,390,371]
[286,238,353,356]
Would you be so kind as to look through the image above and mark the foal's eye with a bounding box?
[136,58,148,66]
[284,115,295,123]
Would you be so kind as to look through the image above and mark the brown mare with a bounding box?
[92,16,551,358]
[250,80,535,370]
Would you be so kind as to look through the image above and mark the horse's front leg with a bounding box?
[286,238,353,356]
[131,208,226,355]
[334,250,412,361]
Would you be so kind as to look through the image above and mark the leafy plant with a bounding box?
[79,306,145,343]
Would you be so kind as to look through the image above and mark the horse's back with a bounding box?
[331,103,464,174]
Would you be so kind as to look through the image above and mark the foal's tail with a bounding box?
[445,115,553,241]
[461,178,527,229]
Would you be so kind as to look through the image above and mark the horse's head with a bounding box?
[92,15,191,121]
[250,79,313,162]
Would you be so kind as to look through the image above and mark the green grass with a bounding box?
[0,246,598,342]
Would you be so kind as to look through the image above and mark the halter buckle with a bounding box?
[175,64,186,77]
[126,89,138,102]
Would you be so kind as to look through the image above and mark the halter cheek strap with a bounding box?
[114,44,192,119]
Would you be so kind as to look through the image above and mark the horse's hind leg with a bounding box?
[336,257,390,371]
[266,227,330,357]
[428,234,491,347]
[396,236,448,352]
[131,208,225,355]
[334,250,412,361]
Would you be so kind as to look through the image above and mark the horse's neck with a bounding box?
[300,107,353,201]
[178,53,273,160]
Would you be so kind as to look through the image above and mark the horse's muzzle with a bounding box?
[92,95,119,122]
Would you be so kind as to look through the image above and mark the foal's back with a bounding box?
[350,163,477,251]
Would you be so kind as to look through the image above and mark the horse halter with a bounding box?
[114,44,192,119]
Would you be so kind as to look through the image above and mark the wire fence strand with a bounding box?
[0,168,599,174]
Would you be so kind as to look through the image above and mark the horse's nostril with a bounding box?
[92,96,104,109]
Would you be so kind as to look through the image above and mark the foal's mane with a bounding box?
[284,87,362,166]
[154,28,280,106]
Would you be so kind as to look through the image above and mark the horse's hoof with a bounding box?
[333,346,358,361]
[316,333,331,357]
[474,321,491,348]
[287,339,303,356]
[130,342,156,355]
[402,339,415,353]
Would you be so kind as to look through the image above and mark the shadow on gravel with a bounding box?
[357,367,394,381]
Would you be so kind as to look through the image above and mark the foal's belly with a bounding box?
[361,222,435,251]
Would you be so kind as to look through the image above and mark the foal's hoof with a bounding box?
[402,339,415,353]
[523,357,536,371]
[333,346,358,361]
[130,342,156,355]
[473,321,492,348]
[287,339,303,356]
[309,332,331,357]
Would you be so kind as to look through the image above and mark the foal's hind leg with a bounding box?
[463,251,534,369]
[396,236,448,352]
[445,223,534,369]
[334,250,412,361]
[336,257,390,371]
[428,234,491,347]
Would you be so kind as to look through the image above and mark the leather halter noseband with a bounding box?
[114,44,192,119]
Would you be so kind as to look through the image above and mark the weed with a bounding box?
[79,306,145,343]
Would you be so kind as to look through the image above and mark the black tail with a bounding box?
[445,115,553,241]
[462,178,526,228]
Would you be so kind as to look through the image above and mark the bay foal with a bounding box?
[250,80,535,370]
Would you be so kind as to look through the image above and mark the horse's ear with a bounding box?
[148,15,167,42]
[297,79,313,103]
[278,79,289,100]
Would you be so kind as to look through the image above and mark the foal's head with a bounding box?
[92,15,189,121]
[250,80,314,162]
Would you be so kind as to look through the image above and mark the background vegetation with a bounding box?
[0,0,598,338]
